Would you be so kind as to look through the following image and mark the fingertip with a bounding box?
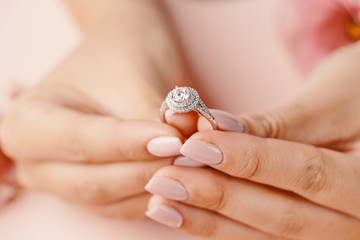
[197,116,213,131]
[164,110,198,137]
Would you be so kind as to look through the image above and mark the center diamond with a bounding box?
[172,87,190,103]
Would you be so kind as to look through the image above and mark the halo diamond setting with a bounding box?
[160,86,218,129]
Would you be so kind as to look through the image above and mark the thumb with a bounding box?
[240,45,360,147]
[239,104,313,141]
[237,43,360,147]
[238,98,345,148]
[197,102,340,148]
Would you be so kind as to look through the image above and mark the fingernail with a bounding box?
[180,139,223,165]
[147,136,182,157]
[173,156,205,167]
[146,204,183,228]
[211,109,245,132]
[145,177,188,201]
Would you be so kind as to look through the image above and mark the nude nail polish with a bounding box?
[147,136,182,157]
[145,177,189,201]
[173,156,205,167]
[180,139,223,165]
[146,204,183,228]
[211,109,245,132]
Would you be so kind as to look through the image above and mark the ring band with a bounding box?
[160,86,218,130]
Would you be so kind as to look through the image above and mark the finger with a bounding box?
[166,108,245,135]
[147,195,285,240]
[180,131,360,218]
[17,159,171,205]
[164,109,198,138]
[146,166,360,240]
[239,44,360,148]
[87,194,150,219]
[1,99,184,163]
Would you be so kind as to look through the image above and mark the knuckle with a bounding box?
[274,210,305,236]
[226,142,261,179]
[254,111,286,138]
[295,148,330,195]
[200,182,227,211]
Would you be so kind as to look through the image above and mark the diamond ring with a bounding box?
[160,86,218,130]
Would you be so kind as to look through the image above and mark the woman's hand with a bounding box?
[144,43,360,238]
[0,85,183,218]
[0,0,187,218]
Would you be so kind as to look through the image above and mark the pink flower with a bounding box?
[280,0,360,74]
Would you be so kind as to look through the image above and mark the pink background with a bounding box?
[0,0,301,239]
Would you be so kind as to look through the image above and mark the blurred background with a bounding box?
[0,0,301,239]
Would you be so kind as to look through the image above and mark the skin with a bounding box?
[0,0,188,218]
[1,0,360,239]
[0,84,24,207]
[149,42,360,239]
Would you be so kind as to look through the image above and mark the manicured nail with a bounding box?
[147,136,182,157]
[145,177,188,201]
[173,156,205,167]
[146,204,183,228]
[211,109,245,132]
[180,139,223,165]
